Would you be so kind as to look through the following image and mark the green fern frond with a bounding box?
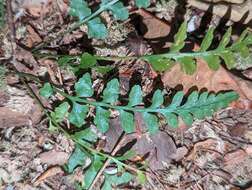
[144,22,252,74]
[40,74,239,134]
[55,21,252,75]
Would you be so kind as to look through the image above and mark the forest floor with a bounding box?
[1,0,252,190]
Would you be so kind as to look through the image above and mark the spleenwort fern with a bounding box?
[38,72,238,189]
[54,22,252,75]
[40,73,239,134]
[45,105,144,190]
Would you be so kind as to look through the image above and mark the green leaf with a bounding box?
[178,56,196,75]
[137,171,146,184]
[48,120,58,132]
[94,106,110,133]
[58,56,76,66]
[87,18,108,39]
[178,111,193,126]
[67,145,87,173]
[116,150,136,161]
[150,90,164,108]
[51,102,70,122]
[170,21,187,52]
[128,85,142,107]
[93,66,114,74]
[135,0,150,8]
[220,52,236,69]
[83,155,103,189]
[218,27,232,49]
[69,103,88,127]
[200,27,214,51]
[102,172,133,190]
[75,73,94,97]
[184,91,199,107]
[202,55,221,70]
[39,83,53,99]
[142,112,159,134]
[163,113,178,128]
[145,56,175,72]
[119,110,135,133]
[103,79,119,104]
[74,128,98,143]
[69,0,91,20]
[170,91,184,108]
[80,53,97,69]
[102,0,129,20]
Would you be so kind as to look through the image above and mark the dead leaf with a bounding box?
[223,149,252,186]
[228,122,248,137]
[26,25,42,48]
[132,131,177,171]
[162,58,251,99]
[33,166,64,186]
[16,47,39,71]
[0,91,10,106]
[242,68,252,80]
[0,107,31,128]
[39,150,69,166]
[136,9,171,39]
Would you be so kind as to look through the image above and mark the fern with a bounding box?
[54,22,252,75]
[144,22,252,74]
[69,0,150,39]
[40,73,239,134]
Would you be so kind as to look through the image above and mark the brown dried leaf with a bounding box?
[39,150,69,166]
[0,107,31,128]
[33,166,64,186]
[162,58,252,100]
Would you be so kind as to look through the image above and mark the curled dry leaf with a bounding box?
[33,166,64,186]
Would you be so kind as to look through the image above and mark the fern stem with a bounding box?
[34,48,230,63]
[53,86,238,116]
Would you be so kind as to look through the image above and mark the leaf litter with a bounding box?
[1,0,252,190]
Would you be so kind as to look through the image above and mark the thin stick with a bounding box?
[88,132,126,190]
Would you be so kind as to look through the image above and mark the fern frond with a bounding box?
[144,22,252,74]
[40,74,239,134]
[55,21,252,75]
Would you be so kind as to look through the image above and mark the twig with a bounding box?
[88,132,126,190]
[6,0,16,59]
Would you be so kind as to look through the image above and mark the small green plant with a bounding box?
[40,74,239,133]
[56,23,252,75]
[25,0,251,189]
[39,73,238,189]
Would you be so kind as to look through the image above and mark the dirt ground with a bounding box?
[1,0,252,189]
